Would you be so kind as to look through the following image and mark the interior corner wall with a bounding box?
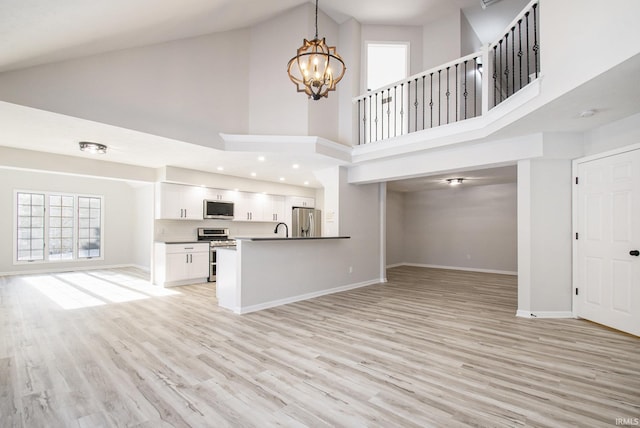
[0,168,137,275]
[518,158,573,315]
[460,10,482,56]
[338,19,362,146]
[337,167,383,283]
[249,4,311,136]
[385,190,405,266]
[0,30,251,148]
[402,183,517,273]
[132,184,154,270]
[422,11,461,70]
[583,112,640,156]
[307,8,341,142]
[541,0,640,103]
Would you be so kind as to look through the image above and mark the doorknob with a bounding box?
[630,250,640,256]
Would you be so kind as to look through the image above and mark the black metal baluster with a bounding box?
[504,34,509,98]
[394,86,397,137]
[375,92,378,142]
[357,99,361,144]
[422,75,425,131]
[473,56,477,116]
[429,73,434,128]
[518,19,523,91]
[511,27,515,96]
[493,46,498,107]
[525,11,530,84]
[414,78,418,132]
[463,60,468,119]
[400,83,404,135]
[438,70,442,126]
[381,90,384,141]
[409,80,412,133]
[386,88,391,140]
[446,67,450,124]
[455,64,459,122]
[533,3,539,78]
[368,94,372,143]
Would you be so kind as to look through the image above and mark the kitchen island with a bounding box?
[216,236,380,314]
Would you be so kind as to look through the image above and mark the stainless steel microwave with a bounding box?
[203,200,234,219]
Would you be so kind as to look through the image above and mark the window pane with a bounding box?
[78,197,101,259]
[16,193,45,262]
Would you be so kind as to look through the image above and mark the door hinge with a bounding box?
[575,177,579,184]
[575,232,579,240]
[575,288,579,296]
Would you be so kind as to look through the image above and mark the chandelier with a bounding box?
[287,0,346,100]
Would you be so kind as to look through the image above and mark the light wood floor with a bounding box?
[1,266,638,427]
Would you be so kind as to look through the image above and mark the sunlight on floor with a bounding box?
[24,270,180,310]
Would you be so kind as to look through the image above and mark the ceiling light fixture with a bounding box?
[79,141,107,154]
[292,164,300,169]
[287,0,346,100]
[258,156,265,162]
[447,178,464,186]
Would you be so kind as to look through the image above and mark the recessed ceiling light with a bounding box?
[579,109,596,118]
[250,172,257,177]
[304,181,309,186]
[258,156,265,162]
[216,166,224,171]
[447,178,464,186]
[292,164,300,169]
[79,141,107,154]
[279,177,285,181]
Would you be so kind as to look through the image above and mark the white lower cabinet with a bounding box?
[154,242,209,287]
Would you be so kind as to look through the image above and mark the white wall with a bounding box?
[402,183,517,273]
[460,11,482,56]
[132,184,154,270]
[385,190,405,266]
[0,30,251,148]
[517,158,573,316]
[0,168,139,274]
[540,1,640,105]
[583,112,640,156]
[422,12,461,71]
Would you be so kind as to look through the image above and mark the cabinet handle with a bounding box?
[186,254,189,263]
[190,254,193,263]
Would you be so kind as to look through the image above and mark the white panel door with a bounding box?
[576,149,640,336]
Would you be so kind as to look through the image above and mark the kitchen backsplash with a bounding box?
[154,219,278,242]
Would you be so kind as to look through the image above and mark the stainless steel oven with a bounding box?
[197,228,236,282]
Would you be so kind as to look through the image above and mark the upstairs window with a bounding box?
[366,42,409,91]
[15,191,103,263]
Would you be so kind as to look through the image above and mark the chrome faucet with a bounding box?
[274,222,289,238]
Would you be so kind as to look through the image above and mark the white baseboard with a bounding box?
[385,263,405,269]
[235,278,383,314]
[0,263,142,277]
[400,263,517,276]
[517,310,575,319]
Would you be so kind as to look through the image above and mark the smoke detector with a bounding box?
[481,0,503,9]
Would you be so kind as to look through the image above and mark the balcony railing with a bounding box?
[354,0,540,145]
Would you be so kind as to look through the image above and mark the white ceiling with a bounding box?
[387,165,517,192]
[0,0,525,73]
[1,0,638,192]
[0,0,532,190]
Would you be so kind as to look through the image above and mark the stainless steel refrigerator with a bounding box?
[292,207,321,237]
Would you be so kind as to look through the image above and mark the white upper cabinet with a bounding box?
[234,192,285,222]
[287,196,315,208]
[155,183,205,220]
[205,188,236,202]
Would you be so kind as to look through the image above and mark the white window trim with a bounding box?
[13,190,105,265]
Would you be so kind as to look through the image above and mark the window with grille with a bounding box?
[15,191,103,263]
